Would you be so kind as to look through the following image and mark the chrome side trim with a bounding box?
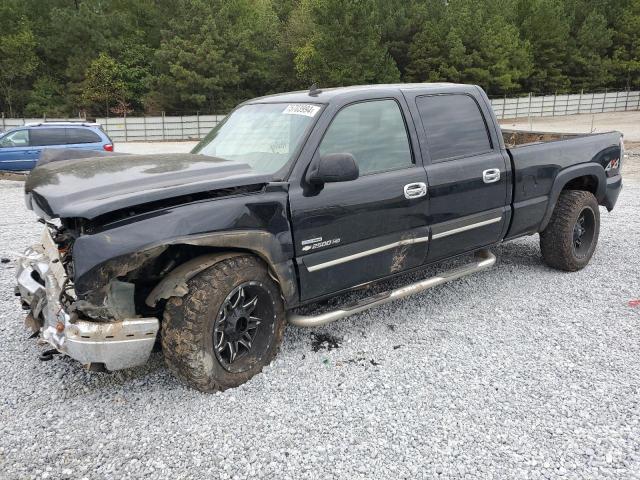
[306,236,430,272]
[289,249,496,327]
[431,216,502,240]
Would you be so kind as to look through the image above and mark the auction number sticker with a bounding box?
[283,104,321,117]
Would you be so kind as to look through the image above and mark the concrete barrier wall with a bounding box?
[96,114,227,142]
[490,90,640,119]
[0,114,226,142]
[2,90,639,140]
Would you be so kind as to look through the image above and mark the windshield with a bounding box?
[192,103,321,175]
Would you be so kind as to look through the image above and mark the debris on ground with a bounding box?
[311,332,342,352]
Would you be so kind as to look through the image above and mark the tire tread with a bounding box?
[540,190,600,271]
[161,255,285,392]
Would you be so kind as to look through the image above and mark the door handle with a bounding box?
[404,182,427,199]
[482,169,501,184]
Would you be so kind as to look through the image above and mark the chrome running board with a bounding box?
[288,249,496,328]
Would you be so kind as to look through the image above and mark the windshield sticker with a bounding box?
[283,104,321,117]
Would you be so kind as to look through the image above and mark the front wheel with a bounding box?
[161,255,286,392]
[540,190,600,271]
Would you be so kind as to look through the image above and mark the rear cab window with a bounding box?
[319,99,413,175]
[416,94,492,162]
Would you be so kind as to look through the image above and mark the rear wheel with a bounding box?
[540,190,600,271]
[161,255,286,392]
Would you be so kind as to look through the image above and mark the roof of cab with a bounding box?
[246,83,476,105]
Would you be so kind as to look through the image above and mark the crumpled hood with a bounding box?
[25,153,271,220]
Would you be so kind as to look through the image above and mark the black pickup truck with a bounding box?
[16,83,623,391]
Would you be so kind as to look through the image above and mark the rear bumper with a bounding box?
[603,174,622,211]
[15,229,159,371]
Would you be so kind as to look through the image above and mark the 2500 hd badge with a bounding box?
[301,237,341,251]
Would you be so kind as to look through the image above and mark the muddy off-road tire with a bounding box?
[540,190,600,272]
[161,255,286,392]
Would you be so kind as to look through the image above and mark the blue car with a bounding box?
[0,122,114,171]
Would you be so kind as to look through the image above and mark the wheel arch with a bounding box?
[539,163,606,231]
[144,240,298,309]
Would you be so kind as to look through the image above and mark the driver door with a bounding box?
[289,98,430,301]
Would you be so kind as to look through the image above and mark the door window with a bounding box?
[0,130,29,147]
[66,128,101,144]
[30,128,68,146]
[319,99,413,175]
[416,94,492,162]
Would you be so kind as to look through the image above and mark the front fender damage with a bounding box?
[73,245,167,321]
[145,252,244,307]
[158,231,297,306]
[73,280,137,320]
[73,231,299,321]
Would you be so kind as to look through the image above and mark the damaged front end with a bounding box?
[16,224,158,371]
[17,149,297,372]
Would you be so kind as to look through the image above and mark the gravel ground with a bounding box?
[0,153,639,479]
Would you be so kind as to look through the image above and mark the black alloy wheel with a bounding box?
[162,255,286,392]
[572,206,596,258]
[540,190,600,271]
[214,281,273,371]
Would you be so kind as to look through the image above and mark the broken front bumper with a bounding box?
[15,229,159,371]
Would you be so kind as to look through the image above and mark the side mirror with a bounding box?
[308,153,359,185]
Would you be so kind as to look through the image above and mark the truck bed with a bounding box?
[504,129,622,240]
[502,128,586,147]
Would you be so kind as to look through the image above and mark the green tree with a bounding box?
[272,0,300,21]
[24,0,162,115]
[286,0,400,86]
[518,0,571,92]
[0,3,38,116]
[611,0,640,88]
[81,53,131,116]
[24,77,68,117]
[407,0,532,95]
[567,11,613,90]
[147,0,281,113]
[1,0,639,115]
[377,0,427,79]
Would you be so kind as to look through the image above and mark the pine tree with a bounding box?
[611,0,640,88]
[518,0,571,93]
[3,0,639,115]
[0,1,38,116]
[286,0,400,86]
[407,0,532,95]
[567,10,614,90]
[148,0,282,113]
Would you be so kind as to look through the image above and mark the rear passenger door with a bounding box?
[289,97,430,301]
[411,93,509,261]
